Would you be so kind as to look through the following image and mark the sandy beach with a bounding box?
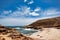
[29,28,60,40]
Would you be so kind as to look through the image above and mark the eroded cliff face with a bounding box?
[26,17,60,29]
[0,26,34,40]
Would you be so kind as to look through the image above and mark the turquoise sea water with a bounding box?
[16,28,38,35]
[6,26,38,35]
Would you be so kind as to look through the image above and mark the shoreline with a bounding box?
[29,28,60,40]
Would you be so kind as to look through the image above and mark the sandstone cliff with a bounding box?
[26,17,60,29]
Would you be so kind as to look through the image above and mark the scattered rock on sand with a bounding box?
[0,26,34,40]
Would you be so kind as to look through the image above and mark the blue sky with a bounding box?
[0,0,60,26]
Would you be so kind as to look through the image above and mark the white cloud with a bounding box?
[0,7,60,17]
[24,0,34,4]
[28,7,41,16]
[28,0,34,4]
[23,7,31,15]
[34,7,41,12]
[10,11,22,17]
[0,18,38,26]
[24,0,27,2]
[9,6,40,17]
[43,8,60,16]
[2,10,12,15]
[9,6,31,17]
[0,6,41,18]
[29,12,39,16]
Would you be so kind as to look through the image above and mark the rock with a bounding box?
[0,26,34,40]
[26,17,60,29]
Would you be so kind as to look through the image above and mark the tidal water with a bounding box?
[6,26,38,35]
[16,28,38,35]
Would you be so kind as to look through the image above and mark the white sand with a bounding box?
[30,28,60,40]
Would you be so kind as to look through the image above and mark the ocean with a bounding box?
[5,26,38,35]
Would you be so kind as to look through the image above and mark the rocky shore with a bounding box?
[0,26,34,40]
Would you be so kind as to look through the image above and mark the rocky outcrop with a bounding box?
[0,26,34,40]
[26,17,60,29]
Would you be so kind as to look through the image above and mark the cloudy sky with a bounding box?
[0,0,60,26]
